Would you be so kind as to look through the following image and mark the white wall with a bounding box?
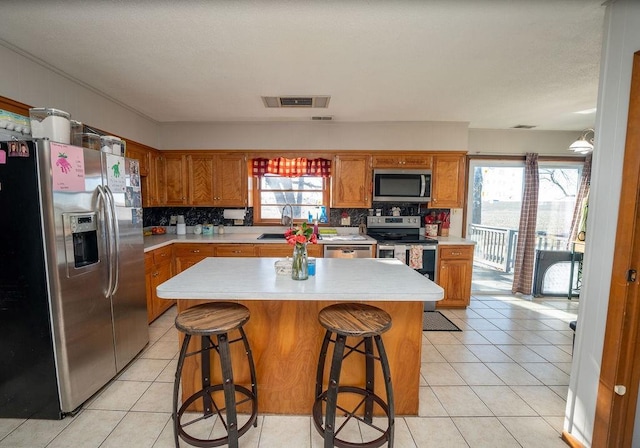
[0,44,159,148]
[565,0,640,445]
[158,120,469,151]
[468,128,581,156]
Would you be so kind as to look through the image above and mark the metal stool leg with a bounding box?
[364,337,375,424]
[217,333,239,448]
[173,333,191,448]
[374,335,394,448]
[315,330,332,399]
[238,326,259,428]
[200,336,214,417]
[324,333,346,448]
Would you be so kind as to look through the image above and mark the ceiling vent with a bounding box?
[511,124,537,129]
[262,96,331,108]
[311,116,333,121]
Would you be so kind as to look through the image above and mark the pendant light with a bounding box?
[569,128,595,154]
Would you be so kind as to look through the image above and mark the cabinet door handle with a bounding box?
[191,249,200,253]
[152,271,159,277]
[451,252,461,256]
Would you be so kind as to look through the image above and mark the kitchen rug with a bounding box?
[423,311,462,331]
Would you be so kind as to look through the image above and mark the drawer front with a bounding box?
[152,245,173,264]
[214,244,256,257]
[438,245,473,260]
[174,244,216,258]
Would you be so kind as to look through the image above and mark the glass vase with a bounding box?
[291,243,309,280]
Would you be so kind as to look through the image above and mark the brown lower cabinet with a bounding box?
[174,244,217,274]
[436,245,473,308]
[144,245,175,323]
[255,243,323,258]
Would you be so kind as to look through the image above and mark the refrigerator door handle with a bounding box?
[97,185,115,298]
[105,186,120,296]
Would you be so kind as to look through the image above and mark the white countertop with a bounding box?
[143,232,473,252]
[156,257,444,302]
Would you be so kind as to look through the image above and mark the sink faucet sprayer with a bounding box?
[281,203,293,228]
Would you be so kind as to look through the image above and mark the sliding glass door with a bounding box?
[467,159,582,295]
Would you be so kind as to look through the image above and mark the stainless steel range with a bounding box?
[367,216,438,311]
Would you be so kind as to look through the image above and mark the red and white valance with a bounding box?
[251,157,331,178]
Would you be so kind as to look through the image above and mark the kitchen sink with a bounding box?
[257,233,287,240]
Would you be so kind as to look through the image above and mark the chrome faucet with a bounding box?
[281,203,293,228]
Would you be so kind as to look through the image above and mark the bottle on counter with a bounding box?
[319,206,328,223]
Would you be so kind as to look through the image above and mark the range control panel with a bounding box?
[366,216,421,228]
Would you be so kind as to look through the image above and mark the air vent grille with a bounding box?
[512,124,537,129]
[280,97,312,107]
[262,96,331,108]
[311,116,333,121]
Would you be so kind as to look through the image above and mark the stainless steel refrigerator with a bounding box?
[0,138,148,419]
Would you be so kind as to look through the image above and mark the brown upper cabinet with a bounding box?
[372,153,432,169]
[158,153,190,206]
[143,149,464,209]
[149,151,248,207]
[188,153,216,206]
[429,154,466,209]
[210,153,248,207]
[331,154,372,208]
[188,153,248,207]
[125,142,153,177]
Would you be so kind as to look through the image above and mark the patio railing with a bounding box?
[468,224,569,273]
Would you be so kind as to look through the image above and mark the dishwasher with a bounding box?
[323,245,375,258]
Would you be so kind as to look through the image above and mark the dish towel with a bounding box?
[409,245,423,269]
[393,245,407,264]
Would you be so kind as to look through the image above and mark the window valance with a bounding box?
[251,157,331,178]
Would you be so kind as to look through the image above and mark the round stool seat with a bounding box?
[318,303,392,337]
[175,302,250,336]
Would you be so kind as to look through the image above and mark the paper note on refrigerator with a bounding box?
[51,142,85,192]
[105,154,126,192]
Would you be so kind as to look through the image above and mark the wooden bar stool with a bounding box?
[313,303,394,448]
[173,302,258,448]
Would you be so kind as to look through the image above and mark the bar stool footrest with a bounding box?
[312,386,392,448]
[176,384,258,448]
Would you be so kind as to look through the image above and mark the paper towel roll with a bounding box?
[223,209,246,220]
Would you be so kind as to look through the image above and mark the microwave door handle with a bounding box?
[97,185,114,298]
[420,175,427,197]
[105,186,120,296]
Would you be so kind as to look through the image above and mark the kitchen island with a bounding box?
[157,257,444,415]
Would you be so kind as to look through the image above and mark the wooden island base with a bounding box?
[177,299,424,415]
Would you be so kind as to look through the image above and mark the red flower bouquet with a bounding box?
[284,222,318,247]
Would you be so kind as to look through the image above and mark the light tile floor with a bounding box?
[0,294,578,448]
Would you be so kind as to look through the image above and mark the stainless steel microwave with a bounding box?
[373,169,432,202]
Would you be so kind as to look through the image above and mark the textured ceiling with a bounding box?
[0,0,605,130]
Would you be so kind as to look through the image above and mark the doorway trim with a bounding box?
[589,51,640,447]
